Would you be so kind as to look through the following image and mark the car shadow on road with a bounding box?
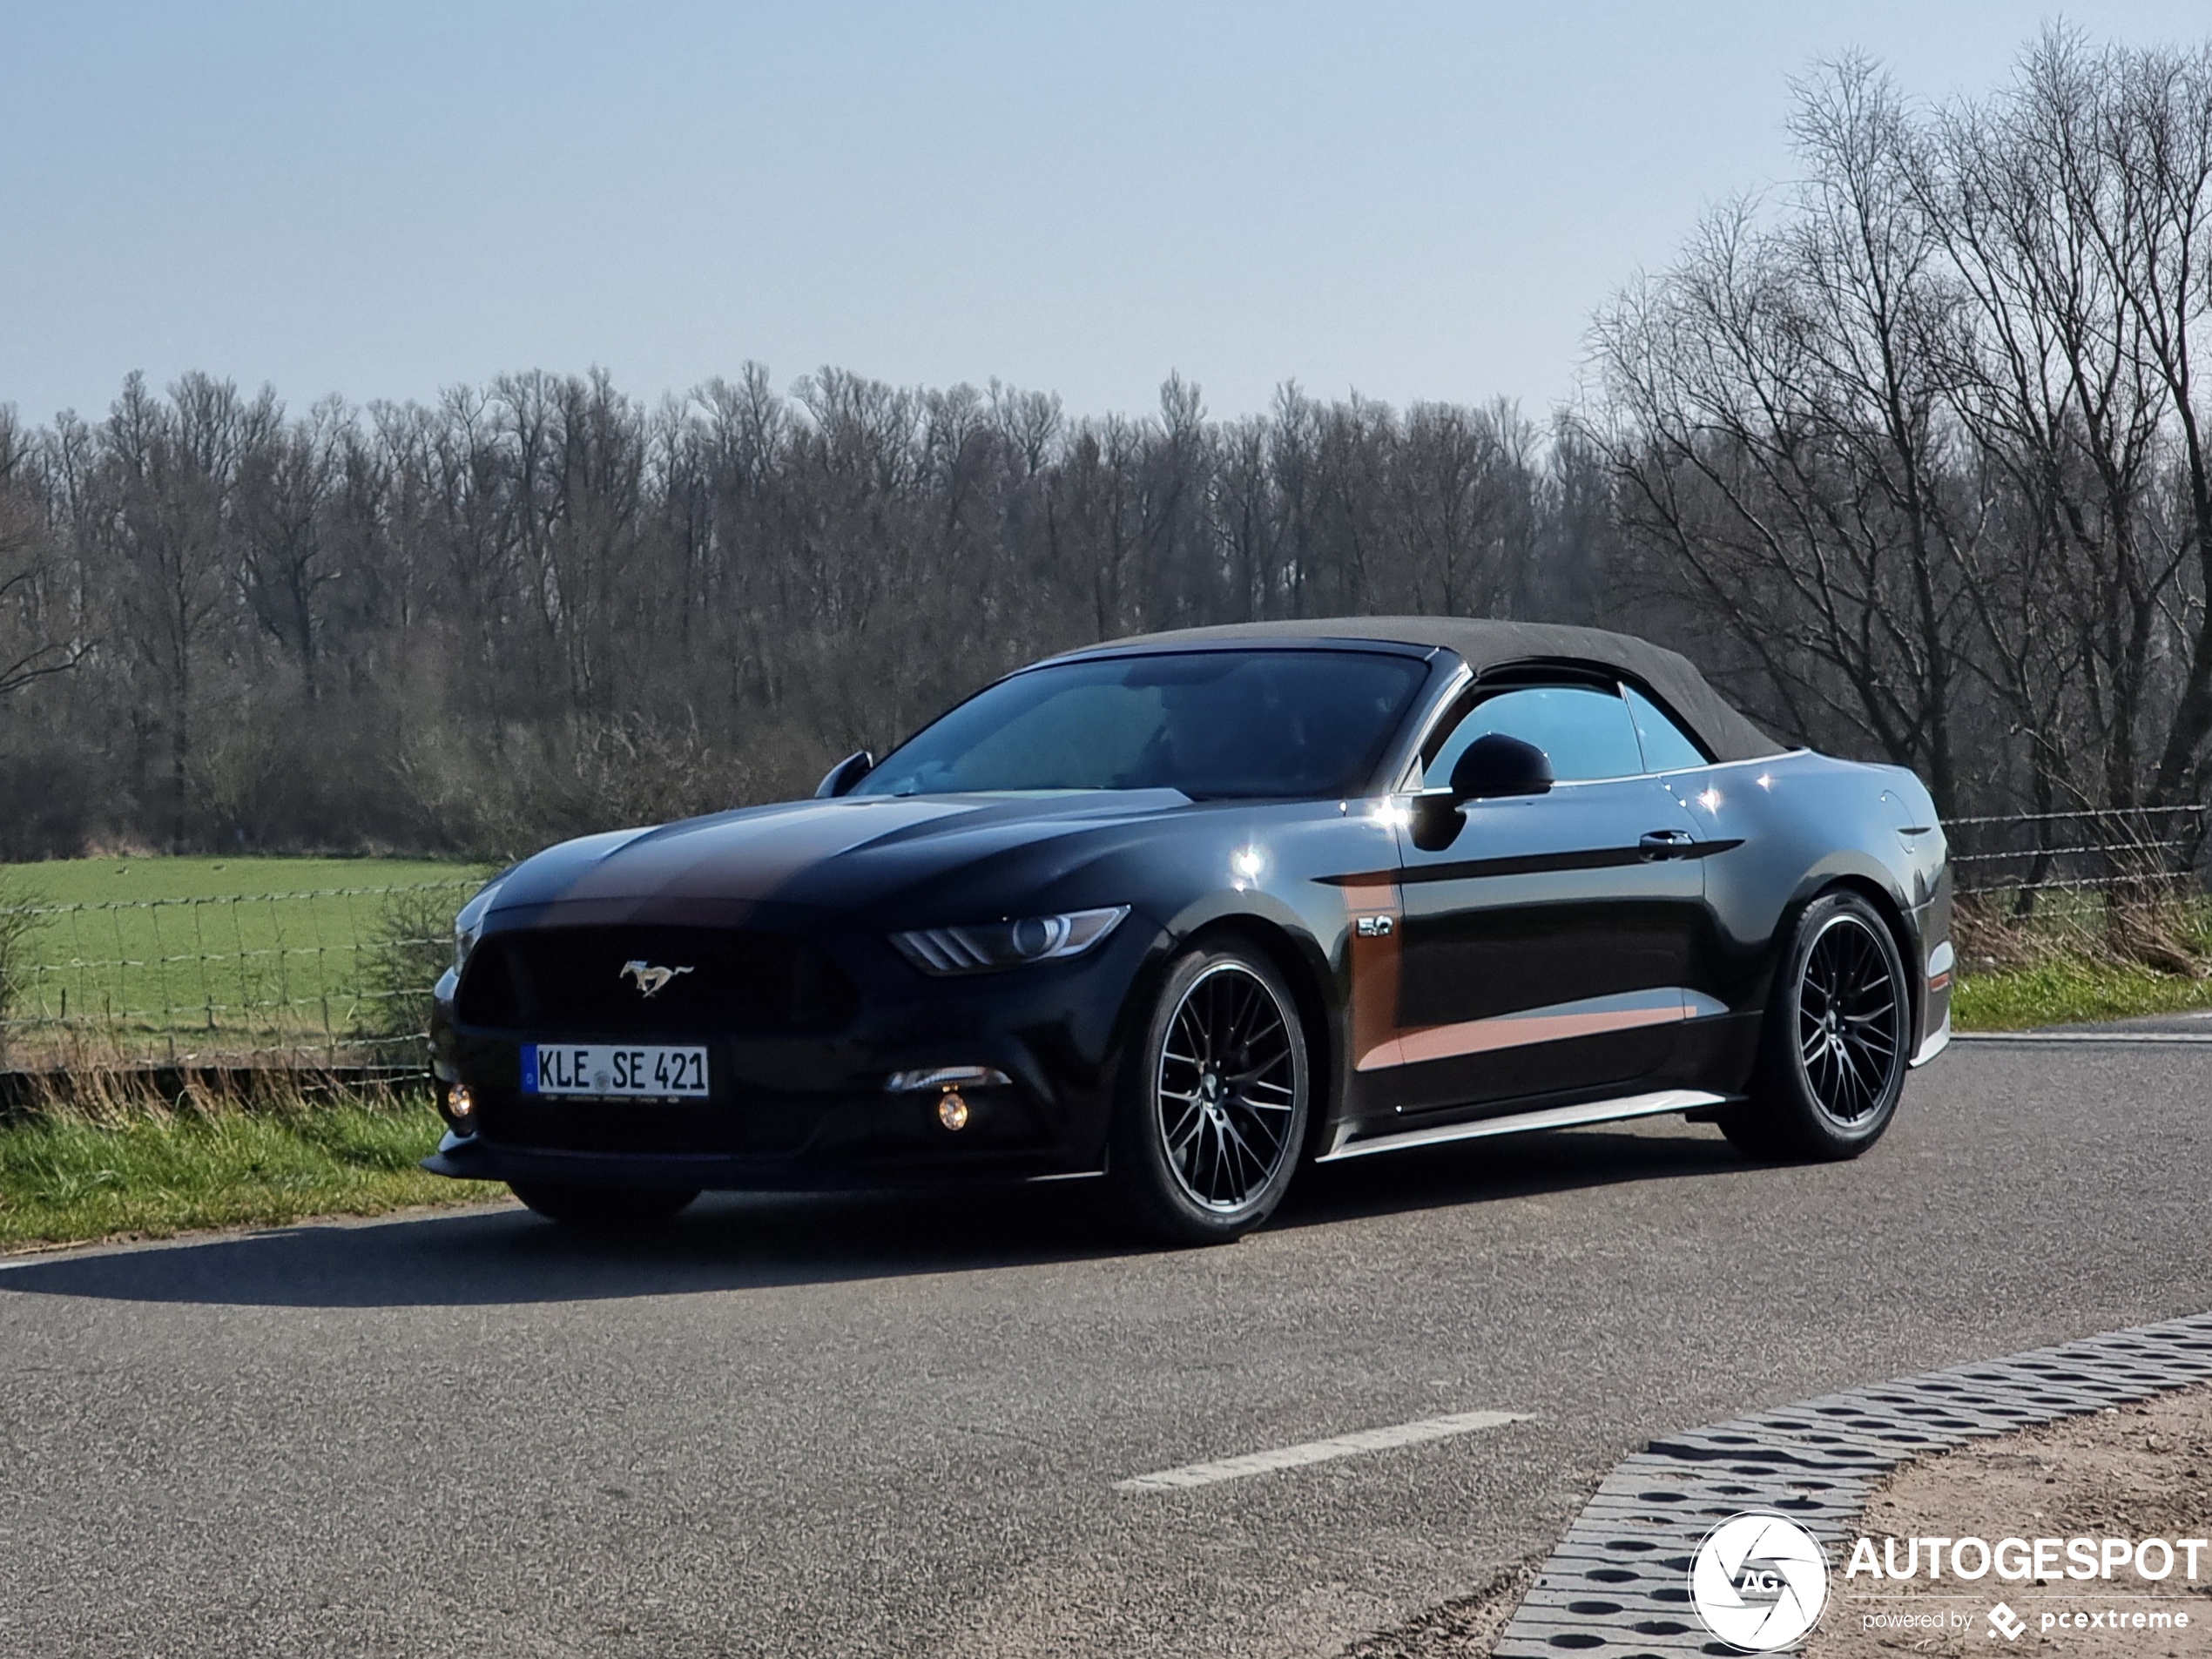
[1279,1117,1750,1231]
[0,1122,1754,1311]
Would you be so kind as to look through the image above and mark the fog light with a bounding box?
[937,1089,970,1131]
[448,1083,476,1129]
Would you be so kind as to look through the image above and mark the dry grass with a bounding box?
[1952,887,2210,976]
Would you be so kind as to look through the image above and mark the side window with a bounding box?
[1622,685,1710,772]
[1425,684,1645,786]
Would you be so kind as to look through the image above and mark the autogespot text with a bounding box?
[1846,1534,2209,1583]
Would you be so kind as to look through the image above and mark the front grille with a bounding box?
[455,925,857,1037]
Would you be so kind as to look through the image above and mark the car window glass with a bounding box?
[1426,684,1644,786]
[903,680,1166,791]
[853,650,1428,799]
[1622,684,1710,772]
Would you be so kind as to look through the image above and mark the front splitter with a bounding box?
[423,1133,1102,1193]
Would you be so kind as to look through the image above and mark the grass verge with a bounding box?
[0,1089,491,1253]
[1952,959,2212,1030]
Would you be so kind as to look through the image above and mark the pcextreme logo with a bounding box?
[1690,1512,1831,1651]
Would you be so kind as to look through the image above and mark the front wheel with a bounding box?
[508,1181,700,1229]
[1109,945,1311,1245]
[1720,891,1910,1162]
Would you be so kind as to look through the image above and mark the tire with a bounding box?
[1720,891,1910,1162]
[508,1181,700,1229]
[1108,944,1312,1245]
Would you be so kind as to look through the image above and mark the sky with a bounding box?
[4,1,2209,427]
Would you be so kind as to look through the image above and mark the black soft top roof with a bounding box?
[1075,615,1785,765]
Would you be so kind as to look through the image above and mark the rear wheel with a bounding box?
[1109,945,1310,1245]
[1720,891,1909,1162]
[508,1181,699,1229]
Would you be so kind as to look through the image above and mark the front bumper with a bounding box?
[425,905,1168,1191]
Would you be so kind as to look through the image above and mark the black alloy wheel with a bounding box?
[1720,890,1910,1162]
[1797,908,1905,1127]
[1110,945,1310,1244]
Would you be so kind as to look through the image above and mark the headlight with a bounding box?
[452,879,505,974]
[890,905,1129,974]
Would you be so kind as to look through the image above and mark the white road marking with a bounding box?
[1114,1408,1529,1493]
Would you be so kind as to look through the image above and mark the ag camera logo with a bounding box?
[1690,1512,1831,1650]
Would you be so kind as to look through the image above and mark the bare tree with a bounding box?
[75,374,270,848]
[237,395,343,701]
[1911,31,2212,817]
[0,408,82,701]
[1590,61,1978,806]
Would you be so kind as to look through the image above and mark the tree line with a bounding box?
[0,28,2207,860]
[0,370,1598,857]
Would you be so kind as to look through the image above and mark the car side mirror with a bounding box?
[1449,733,1553,801]
[814,750,873,799]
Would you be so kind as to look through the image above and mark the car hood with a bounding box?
[487,789,1199,923]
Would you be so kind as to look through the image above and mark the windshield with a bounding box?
[853,649,1429,799]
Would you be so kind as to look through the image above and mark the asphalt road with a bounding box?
[2,1042,2208,1658]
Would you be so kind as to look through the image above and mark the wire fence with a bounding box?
[0,880,478,1071]
[0,808,2203,1074]
[1944,805,2209,976]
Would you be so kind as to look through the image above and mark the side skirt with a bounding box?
[1314,1087,1735,1164]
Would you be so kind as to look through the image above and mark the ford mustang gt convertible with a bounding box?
[423,618,1952,1244]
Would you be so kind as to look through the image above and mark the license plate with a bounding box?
[521,1042,710,1098]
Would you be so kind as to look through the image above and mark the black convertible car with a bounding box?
[424,618,1951,1243]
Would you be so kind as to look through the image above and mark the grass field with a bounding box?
[1951,959,2212,1029]
[0,855,482,908]
[0,856,489,1064]
[0,1089,494,1251]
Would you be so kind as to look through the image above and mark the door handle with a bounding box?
[1638,830,1694,860]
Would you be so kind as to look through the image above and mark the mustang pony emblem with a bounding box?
[619,960,693,998]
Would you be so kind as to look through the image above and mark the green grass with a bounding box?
[1951,887,2212,1030]
[0,1093,494,1251]
[0,855,489,1062]
[0,855,481,908]
[1952,960,2212,1031]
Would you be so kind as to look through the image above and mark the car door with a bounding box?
[1377,678,1710,1115]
